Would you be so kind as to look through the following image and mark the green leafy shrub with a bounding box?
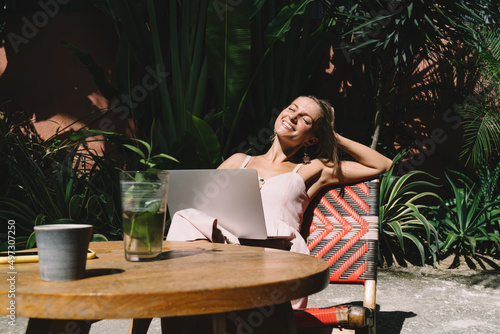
[476,160,500,256]
[428,169,500,266]
[0,108,121,250]
[379,152,441,266]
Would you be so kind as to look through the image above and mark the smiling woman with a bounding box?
[218,95,393,309]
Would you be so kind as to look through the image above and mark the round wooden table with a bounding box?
[1,241,329,333]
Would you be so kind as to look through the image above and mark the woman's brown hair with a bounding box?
[302,96,341,174]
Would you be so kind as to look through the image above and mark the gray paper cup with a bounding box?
[34,224,93,281]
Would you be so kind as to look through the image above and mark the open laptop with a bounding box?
[165,169,268,240]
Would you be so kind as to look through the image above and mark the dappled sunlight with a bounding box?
[33,113,81,139]
[87,91,109,111]
[0,41,6,77]
[33,113,105,156]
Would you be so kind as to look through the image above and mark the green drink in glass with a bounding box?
[120,171,169,261]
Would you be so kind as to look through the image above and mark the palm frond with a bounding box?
[460,25,500,166]
[460,103,500,166]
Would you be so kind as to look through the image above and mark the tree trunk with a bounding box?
[370,66,383,150]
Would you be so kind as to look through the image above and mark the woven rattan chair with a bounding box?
[295,179,379,334]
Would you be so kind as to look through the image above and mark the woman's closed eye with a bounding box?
[287,105,313,126]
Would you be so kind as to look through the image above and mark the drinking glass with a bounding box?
[120,171,169,261]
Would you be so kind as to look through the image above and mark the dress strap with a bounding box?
[240,155,252,169]
[292,163,303,173]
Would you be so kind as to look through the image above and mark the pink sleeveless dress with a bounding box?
[240,155,310,255]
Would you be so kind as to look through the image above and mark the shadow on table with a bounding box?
[161,247,220,260]
[85,268,125,278]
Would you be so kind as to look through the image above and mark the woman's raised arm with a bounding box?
[326,134,393,185]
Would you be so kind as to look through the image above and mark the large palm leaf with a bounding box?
[460,26,500,167]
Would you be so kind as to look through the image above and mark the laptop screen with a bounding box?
[165,169,268,239]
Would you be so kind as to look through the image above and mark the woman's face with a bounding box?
[275,96,322,146]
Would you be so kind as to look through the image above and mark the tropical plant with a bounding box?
[379,151,441,266]
[478,160,500,256]
[121,137,178,170]
[65,0,222,168]
[69,122,179,172]
[0,108,121,250]
[477,160,500,208]
[460,26,500,167]
[320,0,498,150]
[428,170,500,267]
[66,0,337,169]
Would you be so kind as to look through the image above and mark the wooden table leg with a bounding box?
[129,318,153,334]
[212,313,226,334]
[26,318,93,334]
[26,318,50,334]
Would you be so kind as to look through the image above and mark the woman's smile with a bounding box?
[282,119,295,131]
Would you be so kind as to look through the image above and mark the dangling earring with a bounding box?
[270,129,277,141]
[302,147,310,164]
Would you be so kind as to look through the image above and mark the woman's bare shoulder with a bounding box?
[299,159,332,185]
[218,153,248,169]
